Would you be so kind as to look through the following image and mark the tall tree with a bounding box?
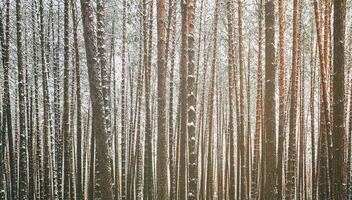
[3,0,16,198]
[277,0,286,198]
[178,0,188,197]
[62,0,71,198]
[120,0,127,199]
[71,0,83,198]
[0,10,4,198]
[143,0,154,199]
[156,0,168,198]
[39,0,52,198]
[226,0,236,198]
[187,0,197,198]
[252,0,263,199]
[332,0,347,199]
[80,0,113,199]
[16,0,27,198]
[237,1,248,198]
[206,0,219,198]
[286,0,300,199]
[263,0,276,199]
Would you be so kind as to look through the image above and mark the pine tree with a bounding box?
[178,0,188,197]
[286,0,300,199]
[263,0,276,199]
[0,3,7,200]
[16,0,28,198]
[332,0,347,199]
[71,0,83,198]
[54,3,63,199]
[3,0,16,198]
[277,0,286,198]
[206,0,219,198]
[143,0,154,199]
[237,1,248,198]
[156,0,168,198]
[80,0,113,199]
[187,0,197,198]
[252,0,263,199]
[120,0,127,199]
[226,0,236,198]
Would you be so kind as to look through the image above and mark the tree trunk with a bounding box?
[187,0,197,198]
[3,0,16,198]
[156,0,168,198]
[80,0,113,199]
[120,0,127,199]
[286,0,300,199]
[143,1,154,199]
[263,0,276,199]
[16,0,28,198]
[178,0,188,198]
[277,0,286,198]
[226,0,236,198]
[332,0,347,199]
[71,0,83,198]
[206,1,219,198]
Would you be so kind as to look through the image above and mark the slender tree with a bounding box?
[226,0,236,198]
[80,0,113,199]
[62,0,71,198]
[277,0,286,198]
[120,0,127,199]
[206,0,219,198]
[263,0,276,199]
[252,0,263,199]
[3,0,16,198]
[143,0,154,199]
[71,0,83,198]
[332,0,347,199]
[178,0,188,197]
[286,0,300,199]
[187,0,197,198]
[16,0,27,198]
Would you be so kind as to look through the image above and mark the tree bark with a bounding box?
[80,0,113,199]
[263,0,277,199]
[156,0,169,198]
[332,0,347,199]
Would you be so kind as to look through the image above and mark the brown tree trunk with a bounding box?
[206,0,220,198]
[263,0,276,199]
[156,0,168,198]
[277,0,286,198]
[80,0,113,199]
[226,0,236,198]
[286,0,300,199]
[332,0,347,198]
[187,0,197,198]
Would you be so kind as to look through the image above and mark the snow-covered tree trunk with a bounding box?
[186,0,197,198]
[178,0,188,198]
[3,0,16,198]
[80,0,113,199]
[0,3,6,200]
[16,0,28,198]
[156,0,168,198]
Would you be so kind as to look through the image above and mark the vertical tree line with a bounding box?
[0,0,350,199]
